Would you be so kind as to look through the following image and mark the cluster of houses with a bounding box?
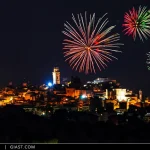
[0,77,145,111]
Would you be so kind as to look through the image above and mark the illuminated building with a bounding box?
[65,88,92,99]
[87,78,113,84]
[93,78,110,84]
[24,92,36,101]
[52,67,60,85]
[116,89,127,101]
[139,90,142,101]
[105,89,116,99]
[0,96,13,106]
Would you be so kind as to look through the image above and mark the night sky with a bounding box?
[0,0,150,95]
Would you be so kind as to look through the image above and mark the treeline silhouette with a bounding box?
[0,105,150,143]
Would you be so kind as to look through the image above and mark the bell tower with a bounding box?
[139,89,142,101]
[52,67,60,85]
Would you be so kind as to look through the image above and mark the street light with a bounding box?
[48,82,52,87]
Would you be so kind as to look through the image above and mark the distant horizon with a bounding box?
[0,74,148,97]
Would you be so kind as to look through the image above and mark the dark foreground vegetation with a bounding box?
[0,105,150,143]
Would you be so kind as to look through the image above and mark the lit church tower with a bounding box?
[139,89,142,101]
[52,67,60,85]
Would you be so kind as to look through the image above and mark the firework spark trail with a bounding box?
[62,12,123,74]
[123,6,150,41]
[146,52,150,70]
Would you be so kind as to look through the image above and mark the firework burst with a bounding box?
[62,12,123,74]
[146,52,150,70]
[123,6,150,41]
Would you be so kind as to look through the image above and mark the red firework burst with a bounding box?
[62,12,123,74]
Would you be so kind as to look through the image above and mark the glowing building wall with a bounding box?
[116,89,127,102]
